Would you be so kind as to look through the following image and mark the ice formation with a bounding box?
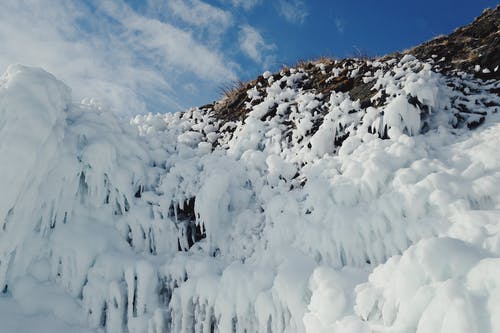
[0,22,500,333]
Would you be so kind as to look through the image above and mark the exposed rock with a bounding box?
[407,6,500,80]
[209,5,499,128]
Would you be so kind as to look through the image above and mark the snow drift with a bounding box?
[0,7,500,333]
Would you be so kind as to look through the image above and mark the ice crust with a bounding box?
[0,59,499,332]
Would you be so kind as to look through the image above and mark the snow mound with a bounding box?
[0,45,499,333]
[355,237,499,333]
[0,65,69,233]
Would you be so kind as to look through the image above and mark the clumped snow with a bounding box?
[0,54,499,333]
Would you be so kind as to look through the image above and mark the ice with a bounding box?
[383,94,421,136]
[0,295,96,333]
[263,71,272,79]
[0,57,499,333]
[303,266,368,333]
[354,238,498,333]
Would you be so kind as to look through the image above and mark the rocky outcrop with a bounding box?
[407,6,500,80]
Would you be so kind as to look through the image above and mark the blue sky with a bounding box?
[0,0,497,116]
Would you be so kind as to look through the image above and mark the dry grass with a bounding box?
[287,56,337,71]
[218,80,248,100]
[349,46,372,60]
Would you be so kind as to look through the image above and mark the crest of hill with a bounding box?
[203,5,499,128]
[407,5,499,80]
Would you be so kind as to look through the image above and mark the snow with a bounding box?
[0,297,96,333]
[354,237,497,333]
[262,70,272,79]
[0,56,499,333]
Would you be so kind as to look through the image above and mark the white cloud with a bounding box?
[100,1,236,81]
[0,0,237,115]
[239,25,276,65]
[276,0,308,24]
[335,18,345,34]
[224,0,262,11]
[183,83,199,95]
[165,0,233,33]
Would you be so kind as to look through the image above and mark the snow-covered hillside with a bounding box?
[1,7,500,333]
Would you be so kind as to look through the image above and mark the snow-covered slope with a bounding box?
[1,7,500,333]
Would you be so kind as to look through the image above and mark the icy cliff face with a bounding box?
[1,9,500,333]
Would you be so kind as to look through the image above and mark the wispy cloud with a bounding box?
[335,18,345,34]
[224,0,262,11]
[239,25,276,66]
[165,0,233,34]
[276,0,308,24]
[100,1,236,81]
[0,0,238,115]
